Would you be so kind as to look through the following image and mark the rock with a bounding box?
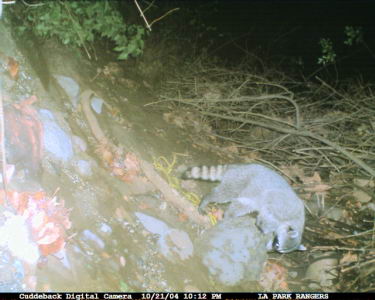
[53,75,80,107]
[135,212,170,236]
[39,109,73,163]
[0,213,40,265]
[135,212,194,261]
[98,222,112,236]
[353,188,372,203]
[159,229,194,261]
[305,252,338,292]
[325,207,345,221]
[91,97,104,114]
[72,159,93,177]
[196,216,269,286]
[81,229,105,250]
[0,248,25,292]
[72,135,87,153]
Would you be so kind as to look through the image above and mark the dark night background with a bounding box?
[140,0,375,81]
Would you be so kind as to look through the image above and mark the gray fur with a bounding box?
[184,163,305,253]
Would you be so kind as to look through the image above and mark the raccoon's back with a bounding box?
[183,165,230,181]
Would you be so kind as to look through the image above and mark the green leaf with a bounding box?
[118,52,129,60]
[114,46,126,52]
[14,0,145,60]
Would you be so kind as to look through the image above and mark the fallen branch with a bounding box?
[80,89,110,146]
[183,103,375,177]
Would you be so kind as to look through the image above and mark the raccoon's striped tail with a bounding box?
[183,165,228,182]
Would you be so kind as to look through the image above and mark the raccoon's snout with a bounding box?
[273,227,301,253]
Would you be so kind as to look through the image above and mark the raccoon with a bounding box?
[184,163,305,253]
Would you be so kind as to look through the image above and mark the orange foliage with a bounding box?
[95,143,141,183]
[7,56,19,79]
[0,190,71,257]
[259,260,289,291]
[5,95,44,173]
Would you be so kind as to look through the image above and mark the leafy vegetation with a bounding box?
[318,26,367,66]
[318,38,336,65]
[344,26,363,46]
[13,0,146,60]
